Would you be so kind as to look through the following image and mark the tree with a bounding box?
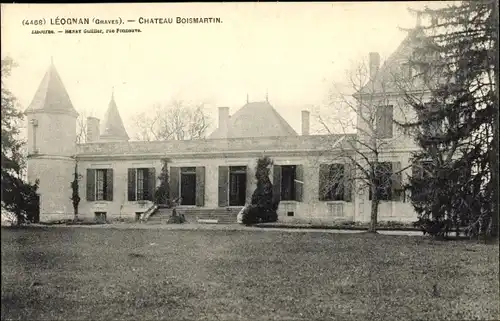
[133,100,211,141]
[76,110,88,144]
[398,1,498,239]
[154,158,171,206]
[70,162,82,220]
[318,59,409,233]
[244,156,278,224]
[1,56,40,225]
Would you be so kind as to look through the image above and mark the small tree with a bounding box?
[154,158,171,207]
[244,156,278,224]
[70,162,82,220]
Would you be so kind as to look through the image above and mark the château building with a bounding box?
[25,24,429,224]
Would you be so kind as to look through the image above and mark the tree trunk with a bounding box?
[368,187,379,233]
[490,0,499,240]
[15,209,22,226]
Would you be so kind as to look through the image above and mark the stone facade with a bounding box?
[26,28,429,224]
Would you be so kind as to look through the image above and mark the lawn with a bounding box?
[1,227,498,321]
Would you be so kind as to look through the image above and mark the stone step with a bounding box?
[147,207,242,224]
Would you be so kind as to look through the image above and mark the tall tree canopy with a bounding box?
[1,57,39,224]
[399,1,498,238]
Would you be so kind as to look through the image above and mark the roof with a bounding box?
[209,101,298,139]
[77,134,355,158]
[99,92,129,141]
[25,61,78,116]
[357,27,431,97]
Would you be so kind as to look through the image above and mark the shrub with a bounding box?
[247,156,278,225]
[154,158,172,208]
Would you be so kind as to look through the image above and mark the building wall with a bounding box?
[26,112,77,156]
[26,110,78,222]
[75,152,418,223]
[28,156,75,222]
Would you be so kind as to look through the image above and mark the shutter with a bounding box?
[195,166,205,207]
[218,166,229,207]
[128,169,136,201]
[148,168,156,201]
[295,165,303,202]
[318,164,329,201]
[392,162,402,201]
[386,106,394,138]
[376,107,384,138]
[344,163,352,202]
[272,165,282,204]
[86,169,95,201]
[106,168,114,201]
[169,167,180,203]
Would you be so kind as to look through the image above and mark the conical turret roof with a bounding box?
[99,91,129,141]
[25,59,78,116]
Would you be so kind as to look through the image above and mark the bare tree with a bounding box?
[76,110,88,144]
[133,100,211,141]
[317,58,412,233]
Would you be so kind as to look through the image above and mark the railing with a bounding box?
[140,204,159,222]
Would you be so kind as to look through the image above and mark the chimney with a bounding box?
[301,110,310,136]
[86,116,100,142]
[369,52,380,80]
[218,107,230,138]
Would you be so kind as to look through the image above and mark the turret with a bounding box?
[25,59,78,222]
[99,89,129,142]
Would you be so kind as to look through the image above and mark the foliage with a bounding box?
[70,162,82,220]
[245,156,278,225]
[1,57,40,224]
[133,99,211,141]
[319,61,406,233]
[154,158,171,207]
[399,1,499,239]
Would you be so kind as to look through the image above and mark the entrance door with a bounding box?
[180,167,197,206]
[229,166,247,206]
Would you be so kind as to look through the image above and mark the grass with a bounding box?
[1,227,498,321]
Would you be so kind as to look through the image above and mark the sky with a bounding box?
[1,2,448,139]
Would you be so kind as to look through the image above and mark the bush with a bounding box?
[413,217,452,238]
[242,205,278,225]
[246,156,278,225]
[154,158,172,207]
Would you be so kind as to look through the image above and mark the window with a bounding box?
[87,168,113,202]
[96,169,107,201]
[328,203,344,217]
[419,103,444,137]
[273,165,303,203]
[369,162,393,201]
[180,167,197,206]
[95,212,107,223]
[229,166,247,206]
[368,162,403,202]
[281,165,296,201]
[322,164,344,201]
[319,164,352,202]
[128,168,155,202]
[376,105,393,139]
[411,160,432,202]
